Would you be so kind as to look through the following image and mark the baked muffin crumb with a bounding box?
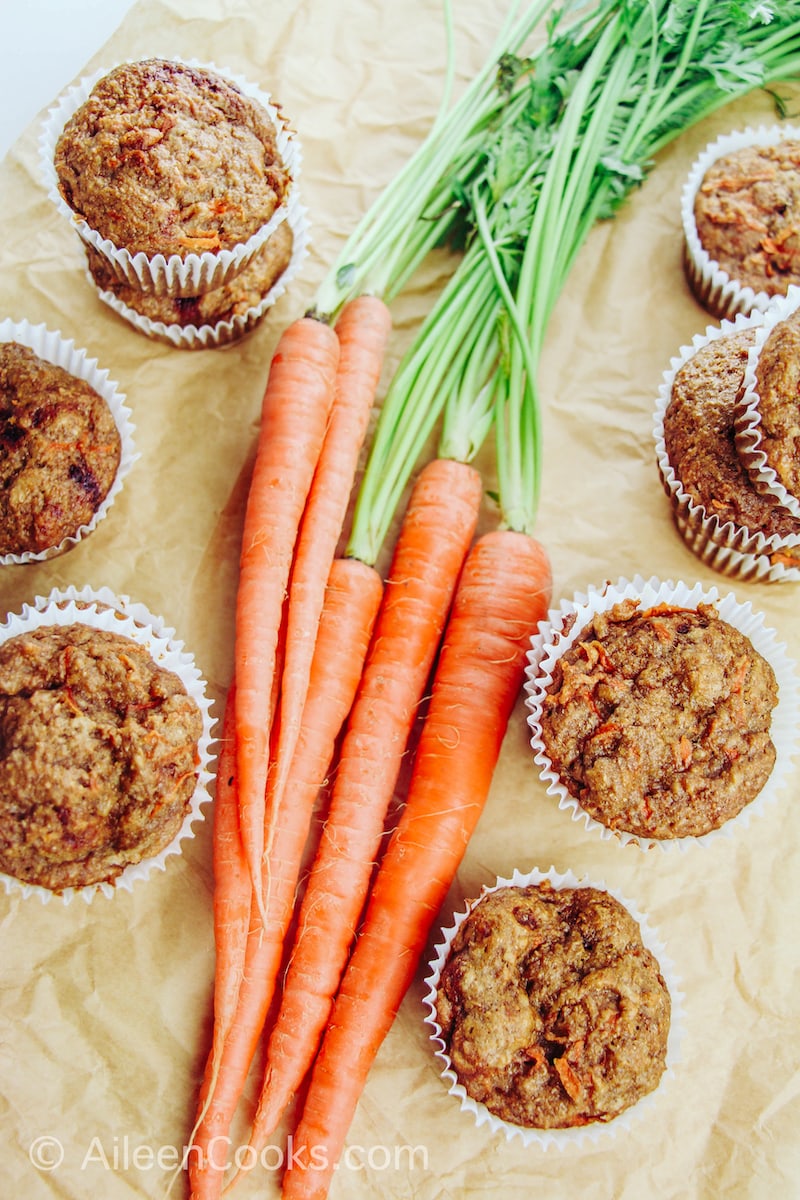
[663,324,800,553]
[752,309,800,502]
[537,600,779,839]
[693,140,800,299]
[54,58,291,259]
[86,219,294,328]
[0,342,122,556]
[435,882,671,1129]
[0,623,203,891]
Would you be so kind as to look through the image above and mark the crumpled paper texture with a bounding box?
[1,1,799,1197]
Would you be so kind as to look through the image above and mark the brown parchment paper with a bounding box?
[1,2,799,1197]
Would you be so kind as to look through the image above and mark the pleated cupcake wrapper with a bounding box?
[652,308,800,583]
[667,521,800,584]
[523,576,800,853]
[681,124,800,322]
[0,319,137,565]
[40,57,302,298]
[734,285,800,522]
[422,865,683,1151]
[88,200,311,350]
[0,585,216,905]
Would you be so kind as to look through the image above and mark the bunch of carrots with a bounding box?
[180,0,800,1196]
[183,281,551,1200]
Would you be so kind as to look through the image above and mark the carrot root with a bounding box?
[268,295,392,858]
[235,315,340,919]
[189,558,383,1200]
[182,689,249,1200]
[280,529,552,1200]
[243,457,484,1154]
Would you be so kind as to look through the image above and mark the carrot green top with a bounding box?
[318,0,800,567]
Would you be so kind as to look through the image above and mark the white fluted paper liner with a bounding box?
[39,57,302,298]
[88,201,311,350]
[422,865,683,1150]
[734,285,800,521]
[0,585,216,905]
[524,576,800,852]
[681,124,800,321]
[653,308,800,583]
[0,319,137,565]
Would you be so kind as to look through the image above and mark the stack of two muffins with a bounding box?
[41,57,308,348]
[654,125,800,583]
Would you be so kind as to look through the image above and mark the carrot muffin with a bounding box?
[0,621,204,891]
[54,58,291,260]
[689,137,800,311]
[85,218,294,330]
[661,322,800,567]
[0,341,122,556]
[745,307,800,504]
[433,881,671,1129]
[536,599,779,840]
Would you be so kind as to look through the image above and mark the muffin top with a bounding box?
[752,309,800,502]
[54,58,291,258]
[0,342,122,557]
[0,621,203,891]
[86,218,294,327]
[537,599,778,840]
[693,140,800,297]
[434,882,671,1129]
[663,324,800,548]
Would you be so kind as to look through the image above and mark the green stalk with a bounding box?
[639,47,800,156]
[471,186,542,529]
[313,0,558,318]
[438,314,502,463]
[339,0,800,564]
[653,0,712,105]
[382,122,505,301]
[543,47,635,336]
[341,0,601,563]
[488,3,634,530]
[495,0,800,533]
[527,8,633,356]
[346,244,498,564]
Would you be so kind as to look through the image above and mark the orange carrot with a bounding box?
[270,295,392,850]
[208,685,250,1089]
[235,316,340,918]
[176,686,250,1200]
[189,557,383,1200]
[280,529,552,1200]
[242,457,483,1155]
[262,557,384,943]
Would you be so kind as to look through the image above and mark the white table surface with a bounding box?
[0,0,137,162]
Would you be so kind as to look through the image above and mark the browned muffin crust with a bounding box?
[0,342,122,556]
[753,309,800,501]
[663,325,800,557]
[0,623,203,891]
[694,140,800,297]
[538,600,778,840]
[55,58,291,258]
[86,219,294,326]
[435,882,671,1129]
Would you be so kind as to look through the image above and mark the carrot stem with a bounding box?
[346,246,495,566]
